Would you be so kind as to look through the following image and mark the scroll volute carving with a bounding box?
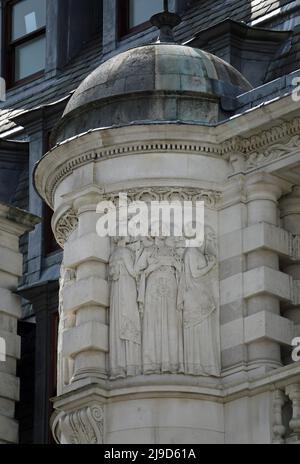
[52,405,104,445]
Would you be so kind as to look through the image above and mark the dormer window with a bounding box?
[119,0,163,37]
[5,0,46,87]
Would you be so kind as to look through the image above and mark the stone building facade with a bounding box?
[0,0,300,444]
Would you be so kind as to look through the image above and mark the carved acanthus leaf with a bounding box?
[246,135,300,169]
[105,187,222,209]
[52,404,104,445]
[55,209,78,248]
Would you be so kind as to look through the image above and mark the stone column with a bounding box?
[219,173,293,379]
[56,187,110,387]
[286,383,300,442]
[272,389,287,444]
[280,187,300,326]
[0,203,39,444]
[245,173,290,372]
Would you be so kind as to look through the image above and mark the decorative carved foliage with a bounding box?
[52,405,104,445]
[105,187,222,209]
[47,143,223,205]
[223,118,300,172]
[243,118,300,154]
[54,209,78,248]
[246,135,300,169]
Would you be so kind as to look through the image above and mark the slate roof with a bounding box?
[0,35,103,135]
[176,0,293,42]
[0,0,299,136]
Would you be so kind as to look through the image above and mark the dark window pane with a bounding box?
[129,0,163,28]
[15,35,45,81]
[12,0,46,41]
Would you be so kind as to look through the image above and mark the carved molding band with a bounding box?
[53,187,222,247]
[47,142,224,206]
[37,117,300,207]
[246,135,300,169]
[105,187,222,209]
[223,118,300,171]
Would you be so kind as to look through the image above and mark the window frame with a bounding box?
[118,0,155,39]
[4,0,46,88]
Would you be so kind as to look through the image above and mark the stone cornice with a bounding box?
[0,202,40,236]
[34,112,300,208]
[51,362,300,407]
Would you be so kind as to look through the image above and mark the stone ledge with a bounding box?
[244,311,294,346]
[51,362,300,408]
[63,276,109,313]
[64,233,110,267]
[220,223,291,261]
[0,289,21,319]
[62,321,109,356]
[244,267,292,301]
[221,311,294,349]
[243,222,290,256]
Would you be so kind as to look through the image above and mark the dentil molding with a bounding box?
[34,118,300,208]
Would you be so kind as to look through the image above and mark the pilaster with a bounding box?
[0,203,39,443]
[280,187,300,327]
[57,186,110,388]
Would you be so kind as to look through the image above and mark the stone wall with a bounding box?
[0,204,38,443]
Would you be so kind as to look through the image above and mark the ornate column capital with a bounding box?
[245,173,291,203]
[280,186,300,218]
[63,184,105,214]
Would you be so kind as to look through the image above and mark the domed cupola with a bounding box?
[54,8,252,143]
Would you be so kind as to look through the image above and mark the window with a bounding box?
[119,0,163,37]
[5,0,46,86]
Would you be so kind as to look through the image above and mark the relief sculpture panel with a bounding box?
[108,227,220,379]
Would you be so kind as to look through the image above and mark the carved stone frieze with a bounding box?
[246,135,300,169]
[52,187,222,247]
[105,187,222,209]
[223,118,300,172]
